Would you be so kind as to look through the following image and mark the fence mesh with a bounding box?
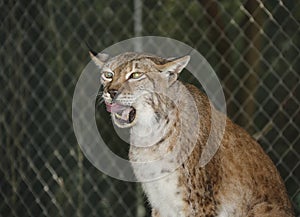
[1,0,299,216]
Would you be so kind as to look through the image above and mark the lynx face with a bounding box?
[90,52,190,128]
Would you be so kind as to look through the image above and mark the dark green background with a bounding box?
[1,0,299,216]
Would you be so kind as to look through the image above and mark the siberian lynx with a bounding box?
[90,51,294,217]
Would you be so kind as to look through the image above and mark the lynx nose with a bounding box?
[108,89,118,99]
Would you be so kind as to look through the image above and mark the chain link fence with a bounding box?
[1,0,299,216]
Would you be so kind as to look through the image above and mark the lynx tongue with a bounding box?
[105,103,132,121]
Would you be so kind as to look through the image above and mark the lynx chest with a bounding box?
[142,171,188,217]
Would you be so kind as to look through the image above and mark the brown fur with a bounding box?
[175,84,294,216]
[91,51,295,217]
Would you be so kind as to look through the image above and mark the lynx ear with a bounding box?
[157,55,190,85]
[89,50,109,68]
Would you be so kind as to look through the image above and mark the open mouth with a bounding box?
[105,102,136,128]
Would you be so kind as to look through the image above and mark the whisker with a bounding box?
[96,94,104,105]
[87,86,105,107]
[88,84,104,99]
[96,91,103,98]
[88,91,103,99]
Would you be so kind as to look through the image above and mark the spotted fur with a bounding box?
[90,52,294,217]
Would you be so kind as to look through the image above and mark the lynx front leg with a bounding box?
[152,208,160,217]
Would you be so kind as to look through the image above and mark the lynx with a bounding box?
[90,51,294,217]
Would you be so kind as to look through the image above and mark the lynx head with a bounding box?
[90,51,190,128]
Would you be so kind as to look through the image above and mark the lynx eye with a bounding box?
[129,71,143,79]
[102,71,114,80]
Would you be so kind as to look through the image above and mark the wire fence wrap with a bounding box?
[1,0,299,216]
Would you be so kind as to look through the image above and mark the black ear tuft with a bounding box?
[85,41,97,56]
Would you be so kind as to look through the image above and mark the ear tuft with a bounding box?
[89,51,109,68]
[158,55,190,75]
[89,49,98,57]
[156,55,190,86]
